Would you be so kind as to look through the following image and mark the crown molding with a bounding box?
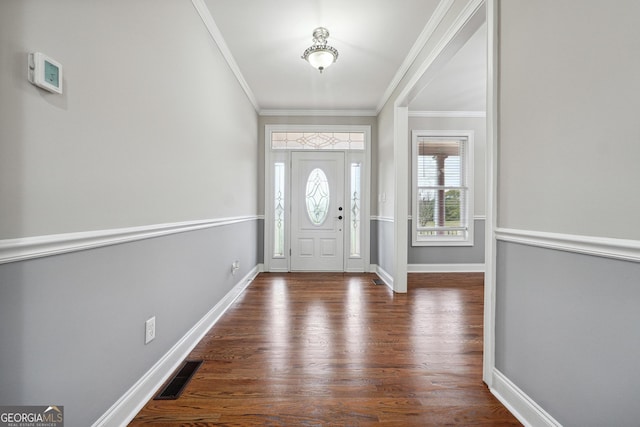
[376,0,456,114]
[259,109,377,117]
[191,0,260,111]
[409,110,486,118]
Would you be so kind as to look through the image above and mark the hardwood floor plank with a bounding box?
[130,273,520,426]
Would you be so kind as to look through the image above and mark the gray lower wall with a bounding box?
[369,220,379,266]
[496,241,640,427]
[257,218,265,264]
[371,218,484,275]
[375,219,394,275]
[0,220,258,427]
[408,219,485,265]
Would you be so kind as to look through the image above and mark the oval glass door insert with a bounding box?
[305,168,330,225]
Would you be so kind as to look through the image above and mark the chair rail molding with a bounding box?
[495,227,640,263]
[0,216,260,265]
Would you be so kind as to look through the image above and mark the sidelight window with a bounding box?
[273,162,285,257]
[350,162,361,257]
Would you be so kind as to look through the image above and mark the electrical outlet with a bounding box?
[145,316,156,344]
[231,260,240,275]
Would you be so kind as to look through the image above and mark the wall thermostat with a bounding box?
[28,52,63,94]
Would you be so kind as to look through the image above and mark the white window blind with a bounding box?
[413,134,472,245]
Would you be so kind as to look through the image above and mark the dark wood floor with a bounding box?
[130,273,521,426]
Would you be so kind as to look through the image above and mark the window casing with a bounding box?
[412,130,474,246]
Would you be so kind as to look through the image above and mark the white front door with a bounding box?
[290,151,345,271]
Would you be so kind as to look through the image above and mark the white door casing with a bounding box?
[290,151,345,271]
[264,124,370,273]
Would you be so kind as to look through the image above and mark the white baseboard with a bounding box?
[491,368,562,427]
[374,265,394,290]
[92,266,260,427]
[408,263,485,273]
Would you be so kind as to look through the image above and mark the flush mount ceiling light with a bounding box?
[301,27,338,73]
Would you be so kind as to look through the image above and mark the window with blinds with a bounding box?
[412,132,473,246]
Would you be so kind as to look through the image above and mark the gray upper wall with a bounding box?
[498,0,640,240]
[0,0,258,240]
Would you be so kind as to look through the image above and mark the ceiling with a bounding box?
[410,23,486,112]
[200,0,486,114]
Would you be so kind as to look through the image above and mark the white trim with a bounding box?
[264,124,373,138]
[491,369,562,427]
[259,109,377,117]
[191,0,259,111]
[371,216,394,223]
[92,266,259,427]
[375,265,395,291]
[484,0,498,387]
[408,215,486,221]
[376,0,456,113]
[393,0,485,108]
[408,263,485,273]
[496,227,640,263]
[409,110,486,118]
[393,106,409,293]
[0,216,259,265]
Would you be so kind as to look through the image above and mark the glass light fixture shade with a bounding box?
[302,27,339,73]
[304,47,338,72]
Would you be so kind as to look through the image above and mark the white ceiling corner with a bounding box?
[375,0,456,113]
[191,0,259,110]
[197,0,486,115]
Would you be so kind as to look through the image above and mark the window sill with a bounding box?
[411,239,474,247]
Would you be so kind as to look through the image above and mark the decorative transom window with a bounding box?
[271,132,364,150]
[412,131,474,246]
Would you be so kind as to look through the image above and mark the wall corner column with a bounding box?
[393,105,409,293]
